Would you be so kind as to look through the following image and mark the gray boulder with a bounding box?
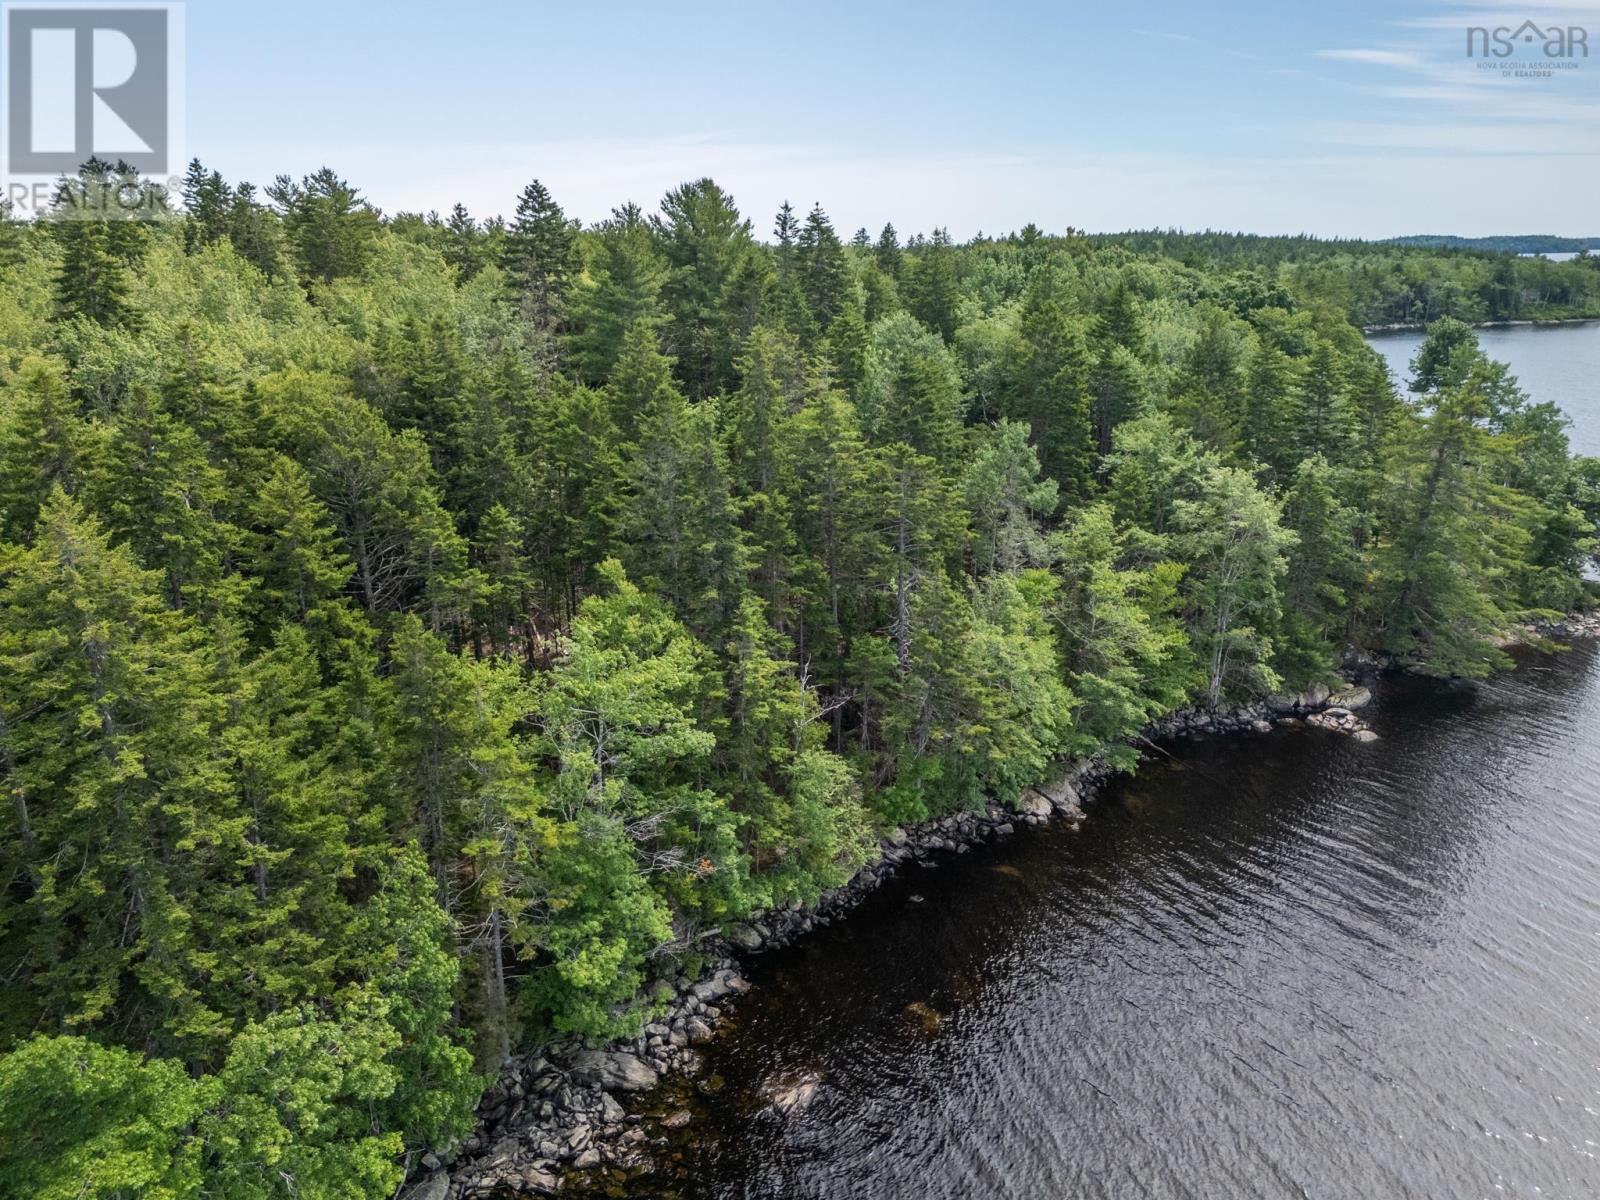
[569,1050,659,1091]
[1299,682,1332,708]
[403,1172,449,1200]
[1329,686,1372,710]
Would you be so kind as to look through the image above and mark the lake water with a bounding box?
[1367,320,1600,456]
[580,642,1600,1199]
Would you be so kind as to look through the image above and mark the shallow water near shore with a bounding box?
[564,643,1600,1199]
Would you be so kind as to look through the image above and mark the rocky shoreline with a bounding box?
[1528,611,1600,640]
[422,676,1392,1199]
[426,613,1600,1199]
[1362,315,1600,335]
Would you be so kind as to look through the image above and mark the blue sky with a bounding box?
[187,0,1600,239]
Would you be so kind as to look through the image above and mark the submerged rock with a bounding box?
[759,1068,822,1114]
[903,1000,943,1034]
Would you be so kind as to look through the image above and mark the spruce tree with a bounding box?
[502,177,579,332]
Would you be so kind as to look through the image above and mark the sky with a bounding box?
[184,0,1600,240]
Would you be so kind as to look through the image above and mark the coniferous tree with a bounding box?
[567,203,667,384]
[905,228,960,341]
[797,203,850,336]
[502,178,579,333]
[1009,287,1095,502]
[268,167,379,284]
[875,222,902,278]
[652,179,763,399]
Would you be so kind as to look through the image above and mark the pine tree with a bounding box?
[1009,288,1095,502]
[502,178,579,332]
[615,368,746,641]
[51,219,138,328]
[443,203,485,280]
[531,561,737,1036]
[87,391,242,614]
[0,490,241,1057]
[797,203,850,335]
[244,455,355,634]
[1240,340,1306,485]
[717,595,870,905]
[181,159,233,252]
[382,616,550,1065]
[1171,307,1246,454]
[267,167,379,284]
[1373,376,1532,677]
[567,203,667,384]
[905,228,960,341]
[1088,282,1148,456]
[875,222,902,278]
[653,178,762,398]
[1276,454,1361,682]
[0,356,91,542]
[226,182,285,278]
[1051,504,1193,765]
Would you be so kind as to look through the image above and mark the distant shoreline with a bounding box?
[1363,316,1600,335]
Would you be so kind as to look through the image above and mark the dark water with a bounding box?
[600,644,1600,1199]
[1367,321,1600,456]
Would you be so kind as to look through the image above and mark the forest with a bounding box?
[1,161,1597,1199]
[1087,228,1600,326]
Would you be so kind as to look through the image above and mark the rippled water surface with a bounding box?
[598,645,1600,1199]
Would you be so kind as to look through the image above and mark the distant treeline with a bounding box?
[1082,228,1600,326]
[1386,234,1600,255]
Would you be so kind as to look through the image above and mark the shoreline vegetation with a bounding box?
[444,677,1370,1197]
[1364,315,1600,335]
[2,163,1600,1200]
[444,613,1600,1199]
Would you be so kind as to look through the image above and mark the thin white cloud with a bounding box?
[1316,48,1431,70]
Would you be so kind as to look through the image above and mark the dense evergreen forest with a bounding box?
[2,161,1597,1199]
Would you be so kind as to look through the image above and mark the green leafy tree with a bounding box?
[531,562,740,1035]
[1172,464,1295,706]
[0,1036,204,1200]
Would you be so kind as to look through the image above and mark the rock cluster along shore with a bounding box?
[428,674,1382,1197]
[434,767,1100,1199]
[1531,611,1600,640]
